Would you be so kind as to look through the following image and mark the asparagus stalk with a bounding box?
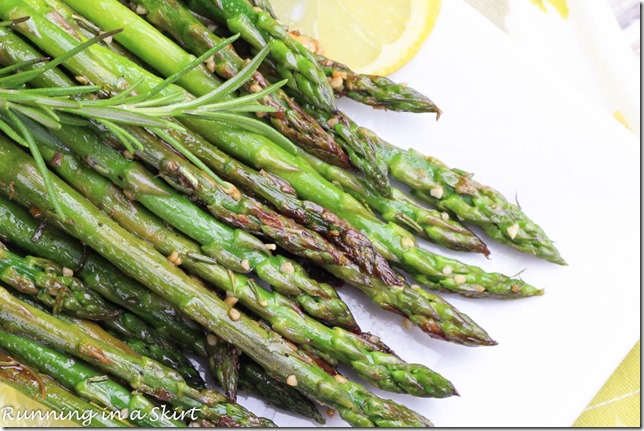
[202,0,561,264]
[127,0,351,169]
[16,284,304,427]
[41,0,540,298]
[0,244,120,320]
[102,314,206,390]
[106,132,352,272]
[0,352,130,428]
[0,328,186,427]
[0,25,208,345]
[0,139,433,427]
[0,23,356,329]
[206,333,241,403]
[247,0,277,19]
[297,96,392,196]
[377,142,566,265]
[0,283,275,427]
[10,290,206,405]
[239,359,325,424]
[315,53,443,114]
[30,122,463,394]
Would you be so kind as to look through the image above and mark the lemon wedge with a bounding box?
[271,0,441,76]
[0,383,78,427]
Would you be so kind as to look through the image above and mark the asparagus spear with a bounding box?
[239,359,325,424]
[42,0,540,298]
[17,284,306,427]
[128,0,350,169]
[33,0,391,275]
[101,131,351,272]
[30,123,463,394]
[245,0,444,117]
[10,288,207,395]
[0,140,433,427]
[0,328,186,427]
[0,34,215,357]
[247,0,277,18]
[315,53,443,114]
[0,244,120,320]
[118,0,399,281]
[378,141,566,265]
[0,352,131,428]
[0,195,207,358]
[102,314,206,390]
[206,333,241,403]
[204,1,561,263]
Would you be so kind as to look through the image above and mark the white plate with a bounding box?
[233,0,640,427]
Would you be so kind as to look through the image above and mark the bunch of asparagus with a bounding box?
[0,0,563,427]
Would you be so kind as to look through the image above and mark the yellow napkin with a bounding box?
[573,341,640,427]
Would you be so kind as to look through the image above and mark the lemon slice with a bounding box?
[0,383,78,427]
[270,0,441,75]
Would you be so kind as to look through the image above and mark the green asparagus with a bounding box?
[239,359,325,424]
[0,193,207,357]
[121,0,401,282]
[53,119,492,345]
[0,138,434,427]
[55,121,357,330]
[299,148,489,254]
[102,313,206,390]
[0,22,357,329]
[0,11,514,344]
[315,53,443,114]
[0,352,130,427]
[0,244,120,320]
[243,0,444,116]
[206,333,241,403]
[111,121,403,285]
[378,141,566,265]
[0,328,186,427]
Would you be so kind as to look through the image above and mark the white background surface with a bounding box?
[233,0,640,427]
